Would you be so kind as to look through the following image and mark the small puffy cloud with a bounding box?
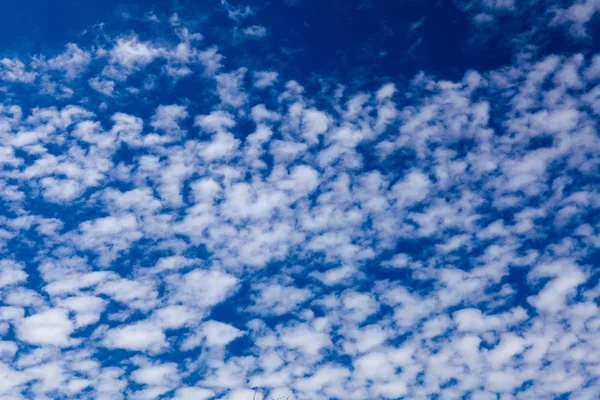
[527,260,587,313]
[391,170,431,208]
[151,305,196,329]
[182,320,245,350]
[301,108,329,143]
[17,309,76,347]
[253,71,278,88]
[96,277,157,310]
[131,363,179,386]
[40,177,84,202]
[172,387,215,400]
[295,364,350,391]
[243,25,267,38]
[103,321,167,352]
[0,58,37,83]
[376,83,396,101]
[150,104,188,137]
[249,282,313,316]
[251,104,281,123]
[454,307,527,332]
[273,164,320,196]
[215,68,248,107]
[222,0,254,22]
[75,214,142,266]
[89,77,115,96]
[487,333,527,367]
[195,110,236,134]
[109,36,161,70]
[45,43,91,78]
[59,295,106,328]
[223,389,265,400]
[0,260,27,288]
[198,46,223,75]
[166,269,239,309]
[310,265,358,286]
[552,0,600,37]
[280,322,332,356]
[202,321,245,346]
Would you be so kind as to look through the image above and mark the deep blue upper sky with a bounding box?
[4,0,597,82]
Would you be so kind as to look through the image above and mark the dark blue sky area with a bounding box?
[3,0,598,88]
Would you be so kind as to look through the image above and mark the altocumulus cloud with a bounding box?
[0,1,599,399]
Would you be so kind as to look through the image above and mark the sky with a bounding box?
[0,0,600,399]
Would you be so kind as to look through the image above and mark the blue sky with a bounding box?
[0,0,600,399]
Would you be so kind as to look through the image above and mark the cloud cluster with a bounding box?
[0,6,599,400]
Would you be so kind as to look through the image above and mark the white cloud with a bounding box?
[301,108,329,143]
[0,58,37,83]
[195,110,236,134]
[221,0,254,22]
[280,322,332,356]
[151,305,196,329]
[89,77,115,96]
[45,43,91,78]
[376,83,396,101]
[0,260,27,288]
[172,387,215,400]
[17,309,76,347]
[243,25,267,38]
[215,68,248,107]
[182,320,245,350]
[103,321,167,352]
[131,363,179,386]
[110,36,161,70]
[253,71,278,88]
[249,282,313,316]
[75,214,142,266]
[59,296,106,327]
[552,0,600,37]
[166,269,239,309]
[150,104,188,138]
[527,260,587,312]
[198,46,224,75]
